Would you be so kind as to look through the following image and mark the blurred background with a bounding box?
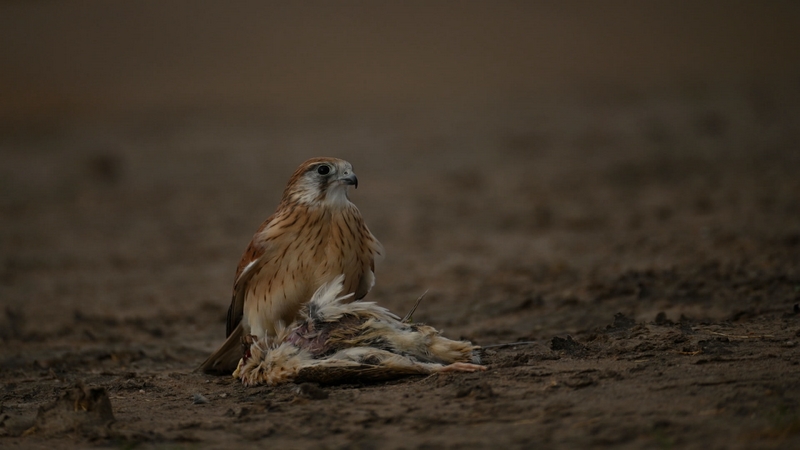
[1,1,799,343]
[2,1,799,123]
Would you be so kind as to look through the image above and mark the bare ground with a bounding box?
[2,83,800,449]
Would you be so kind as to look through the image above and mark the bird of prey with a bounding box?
[236,275,485,386]
[199,157,383,374]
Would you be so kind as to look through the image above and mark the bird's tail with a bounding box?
[196,322,245,375]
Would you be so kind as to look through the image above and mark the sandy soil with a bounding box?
[2,83,800,449]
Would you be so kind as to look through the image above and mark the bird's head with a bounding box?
[282,157,359,207]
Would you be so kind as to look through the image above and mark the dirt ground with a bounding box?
[2,81,800,449]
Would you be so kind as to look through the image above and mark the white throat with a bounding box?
[322,185,351,208]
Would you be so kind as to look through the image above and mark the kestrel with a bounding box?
[199,157,383,374]
[236,275,485,386]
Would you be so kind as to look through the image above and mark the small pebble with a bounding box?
[294,383,328,400]
[219,393,228,398]
[193,393,209,404]
[138,389,145,394]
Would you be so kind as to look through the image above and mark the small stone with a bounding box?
[294,383,328,400]
[193,394,209,404]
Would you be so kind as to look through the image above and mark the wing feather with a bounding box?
[225,215,279,337]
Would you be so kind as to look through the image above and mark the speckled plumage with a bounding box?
[199,157,382,374]
[235,275,484,386]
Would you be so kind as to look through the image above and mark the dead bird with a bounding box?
[235,275,485,386]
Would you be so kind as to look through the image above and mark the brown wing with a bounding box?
[226,215,276,337]
[353,220,384,300]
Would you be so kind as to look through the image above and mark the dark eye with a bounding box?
[317,165,330,175]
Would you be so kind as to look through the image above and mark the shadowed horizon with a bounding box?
[1,1,799,124]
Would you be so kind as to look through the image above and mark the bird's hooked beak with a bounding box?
[339,172,358,189]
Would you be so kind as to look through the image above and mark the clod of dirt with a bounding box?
[654,312,674,325]
[294,383,329,400]
[606,313,636,332]
[33,381,115,436]
[551,335,588,357]
[679,320,696,335]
